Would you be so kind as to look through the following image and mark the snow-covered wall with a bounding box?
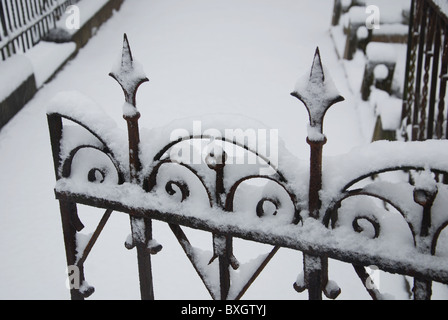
[0,0,125,129]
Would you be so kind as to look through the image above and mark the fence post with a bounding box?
[291,48,345,300]
[59,200,91,300]
[109,34,159,300]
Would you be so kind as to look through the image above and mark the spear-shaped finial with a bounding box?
[291,48,345,141]
[109,33,146,181]
[292,48,346,220]
[109,34,149,109]
[291,49,344,300]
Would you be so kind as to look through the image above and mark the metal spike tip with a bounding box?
[109,34,149,106]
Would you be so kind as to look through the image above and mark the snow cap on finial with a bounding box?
[109,34,149,110]
[291,48,345,141]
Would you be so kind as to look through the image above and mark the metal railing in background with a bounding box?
[402,0,448,141]
[0,0,80,61]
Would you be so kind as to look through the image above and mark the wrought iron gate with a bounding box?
[48,34,448,300]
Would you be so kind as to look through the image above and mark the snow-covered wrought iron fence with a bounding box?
[0,0,79,60]
[48,34,448,300]
[402,0,448,141]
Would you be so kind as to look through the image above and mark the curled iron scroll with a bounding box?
[324,167,448,251]
[145,137,302,223]
[56,114,125,185]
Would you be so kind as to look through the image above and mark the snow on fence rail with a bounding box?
[47,34,448,300]
[0,0,80,60]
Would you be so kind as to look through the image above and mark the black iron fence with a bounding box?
[47,34,448,300]
[0,0,80,60]
[402,0,448,141]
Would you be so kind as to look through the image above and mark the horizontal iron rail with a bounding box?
[54,189,448,286]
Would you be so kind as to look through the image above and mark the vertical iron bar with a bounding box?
[23,0,31,23]
[48,113,87,300]
[402,0,416,126]
[218,236,232,300]
[405,0,423,139]
[126,108,156,301]
[437,28,448,139]
[0,0,7,38]
[307,138,326,219]
[413,0,428,140]
[303,254,324,300]
[47,114,63,179]
[109,34,154,300]
[134,217,155,300]
[4,0,13,35]
[331,0,342,26]
[427,16,441,139]
[10,0,17,30]
[208,148,234,300]
[123,110,156,300]
[419,7,436,141]
[37,0,42,15]
[58,199,85,300]
[291,48,344,301]
[413,278,432,300]
[16,0,22,29]
[30,0,36,20]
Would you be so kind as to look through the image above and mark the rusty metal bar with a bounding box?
[303,254,324,300]
[436,29,448,139]
[290,48,345,300]
[419,7,437,140]
[233,246,280,300]
[427,15,441,139]
[54,189,448,286]
[109,34,156,300]
[168,223,219,300]
[353,265,383,300]
[413,278,432,300]
[47,113,63,180]
[413,0,428,141]
[75,209,113,268]
[218,235,232,300]
[58,199,85,300]
[207,146,238,300]
[307,138,326,219]
[134,219,155,300]
[402,0,416,127]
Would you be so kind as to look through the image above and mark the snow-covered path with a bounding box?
[0,0,373,300]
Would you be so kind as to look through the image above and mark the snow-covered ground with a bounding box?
[0,0,446,300]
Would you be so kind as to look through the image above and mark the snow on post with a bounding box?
[290,48,345,299]
[109,33,149,114]
[109,34,159,301]
[291,48,345,142]
[109,33,148,182]
[291,48,346,220]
